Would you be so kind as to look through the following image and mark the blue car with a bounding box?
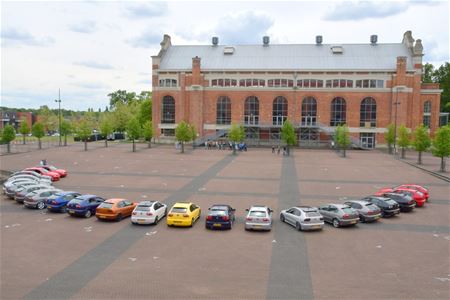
[67,194,105,218]
[205,204,236,230]
[46,191,81,213]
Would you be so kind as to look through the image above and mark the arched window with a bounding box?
[216,96,231,125]
[360,97,376,127]
[423,101,431,127]
[301,97,317,126]
[161,96,175,123]
[273,96,288,125]
[244,96,259,125]
[330,97,347,126]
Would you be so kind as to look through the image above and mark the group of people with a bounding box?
[205,140,247,151]
[272,145,289,156]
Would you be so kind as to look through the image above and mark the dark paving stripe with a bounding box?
[55,184,175,194]
[24,154,235,300]
[297,178,449,187]
[198,190,277,198]
[358,222,450,234]
[69,170,194,178]
[267,155,313,300]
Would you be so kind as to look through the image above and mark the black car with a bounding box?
[362,196,400,217]
[205,204,236,230]
[381,192,416,212]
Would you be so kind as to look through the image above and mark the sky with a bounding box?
[1,0,449,111]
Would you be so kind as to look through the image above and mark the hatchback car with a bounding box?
[318,204,359,228]
[67,195,105,218]
[383,184,429,202]
[167,202,201,227]
[24,189,63,209]
[4,181,39,198]
[378,192,416,212]
[245,205,273,231]
[6,174,52,184]
[376,187,426,207]
[10,170,51,180]
[15,184,56,203]
[96,198,138,221]
[46,191,81,212]
[38,165,68,178]
[280,206,324,231]
[24,167,60,181]
[131,201,167,225]
[205,204,236,230]
[343,200,382,222]
[362,196,400,217]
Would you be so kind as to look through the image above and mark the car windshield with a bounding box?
[27,191,38,196]
[341,208,354,214]
[48,166,57,171]
[135,205,151,211]
[171,207,187,213]
[305,212,321,217]
[39,169,49,173]
[365,204,378,210]
[249,211,266,217]
[98,203,113,209]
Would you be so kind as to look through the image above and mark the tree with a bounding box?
[99,115,113,148]
[108,90,137,108]
[76,120,92,151]
[138,98,152,125]
[397,125,410,159]
[2,125,16,153]
[228,123,245,155]
[142,120,153,148]
[412,124,431,165]
[422,63,434,83]
[112,102,131,132]
[31,122,45,150]
[19,120,30,145]
[281,120,297,156]
[384,123,395,154]
[335,125,351,157]
[175,121,194,153]
[431,125,450,172]
[126,117,141,152]
[433,62,450,113]
[60,120,72,146]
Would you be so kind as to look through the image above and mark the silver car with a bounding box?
[344,200,382,222]
[4,181,45,199]
[24,189,63,209]
[318,204,359,228]
[15,184,55,203]
[245,205,273,231]
[7,174,51,184]
[280,206,324,231]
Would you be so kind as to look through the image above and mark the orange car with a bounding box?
[96,198,138,221]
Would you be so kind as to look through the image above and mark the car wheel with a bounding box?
[280,214,285,223]
[84,210,92,218]
[190,218,194,227]
[332,219,340,228]
[295,222,302,231]
[381,211,385,218]
[61,206,67,213]
[359,215,365,223]
[37,202,45,210]
[154,216,159,225]
[164,207,167,216]
[116,214,123,222]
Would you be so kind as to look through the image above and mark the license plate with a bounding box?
[311,225,321,229]
[47,205,52,208]
[138,219,146,222]
[374,216,380,219]
[213,223,222,227]
[350,220,357,224]
[98,215,105,218]
[174,220,181,223]
[253,225,261,228]
[69,210,75,214]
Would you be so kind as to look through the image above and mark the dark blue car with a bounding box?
[67,194,105,218]
[46,191,81,213]
[205,204,236,230]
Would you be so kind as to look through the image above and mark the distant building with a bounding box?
[0,111,35,130]
[151,31,442,148]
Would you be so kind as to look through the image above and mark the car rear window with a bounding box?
[341,208,354,214]
[171,207,187,213]
[249,211,266,217]
[365,204,378,210]
[135,205,151,211]
[210,210,227,216]
[71,199,83,204]
[98,203,113,209]
[305,212,321,217]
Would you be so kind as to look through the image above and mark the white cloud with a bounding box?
[74,61,115,70]
[1,27,54,47]
[123,2,168,19]
[68,20,96,34]
[127,30,163,48]
[324,1,409,21]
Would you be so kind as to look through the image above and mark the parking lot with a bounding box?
[1,143,449,299]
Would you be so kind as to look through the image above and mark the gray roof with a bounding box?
[159,43,414,71]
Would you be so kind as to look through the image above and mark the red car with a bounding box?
[376,188,426,207]
[38,165,67,178]
[25,167,60,181]
[394,184,429,202]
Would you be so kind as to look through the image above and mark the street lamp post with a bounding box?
[393,86,403,155]
[55,89,62,146]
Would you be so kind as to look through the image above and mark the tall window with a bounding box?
[423,101,431,128]
[330,97,347,126]
[360,97,377,127]
[244,96,259,125]
[272,96,288,125]
[301,97,317,126]
[216,96,231,125]
[161,96,175,123]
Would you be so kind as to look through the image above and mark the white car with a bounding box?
[280,206,324,231]
[6,174,52,184]
[131,201,167,225]
[245,205,273,231]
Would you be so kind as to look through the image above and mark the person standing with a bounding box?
[272,145,275,153]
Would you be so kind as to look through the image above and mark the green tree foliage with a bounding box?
[112,102,131,132]
[384,123,395,154]
[431,125,450,172]
[60,120,72,146]
[38,105,56,133]
[99,114,113,148]
[19,119,30,145]
[228,123,245,155]
[142,121,153,148]
[412,124,431,164]
[108,90,137,108]
[397,125,410,159]
[2,125,16,153]
[422,62,450,112]
[76,120,92,151]
[31,122,45,150]
[175,121,194,153]
[281,120,297,156]
[138,98,152,125]
[335,125,351,157]
[422,63,434,83]
[126,117,141,152]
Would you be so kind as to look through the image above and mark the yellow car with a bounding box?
[167,202,201,227]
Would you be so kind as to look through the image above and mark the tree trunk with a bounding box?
[181,142,184,153]
[7,143,10,153]
[38,139,42,150]
[418,151,422,165]
[84,140,87,151]
[388,144,392,154]
[440,157,446,172]
[286,145,290,156]
[105,139,108,148]
[132,140,136,152]
[233,142,236,155]
[23,136,26,145]
[148,139,151,148]
[401,148,405,159]
[343,148,346,158]
[64,135,67,146]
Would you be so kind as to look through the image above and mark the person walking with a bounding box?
[277,146,281,155]
[272,145,275,153]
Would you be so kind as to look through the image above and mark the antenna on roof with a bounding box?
[212,36,219,46]
[316,35,323,45]
[263,36,270,46]
[370,35,378,45]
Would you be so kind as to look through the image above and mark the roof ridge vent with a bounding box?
[316,35,323,45]
[370,35,378,45]
[212,36,219,46]
[223,46,235,54]
[263,36,270,46]
[331,45,343,54]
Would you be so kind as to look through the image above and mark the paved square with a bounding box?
[1,144,449,299]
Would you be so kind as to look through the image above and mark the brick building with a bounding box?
[0,111,35,130]
[151,31,441,148]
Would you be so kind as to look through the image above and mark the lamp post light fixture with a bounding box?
[55,89,62,146]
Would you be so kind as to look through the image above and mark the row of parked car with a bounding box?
[2,165,430,231]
